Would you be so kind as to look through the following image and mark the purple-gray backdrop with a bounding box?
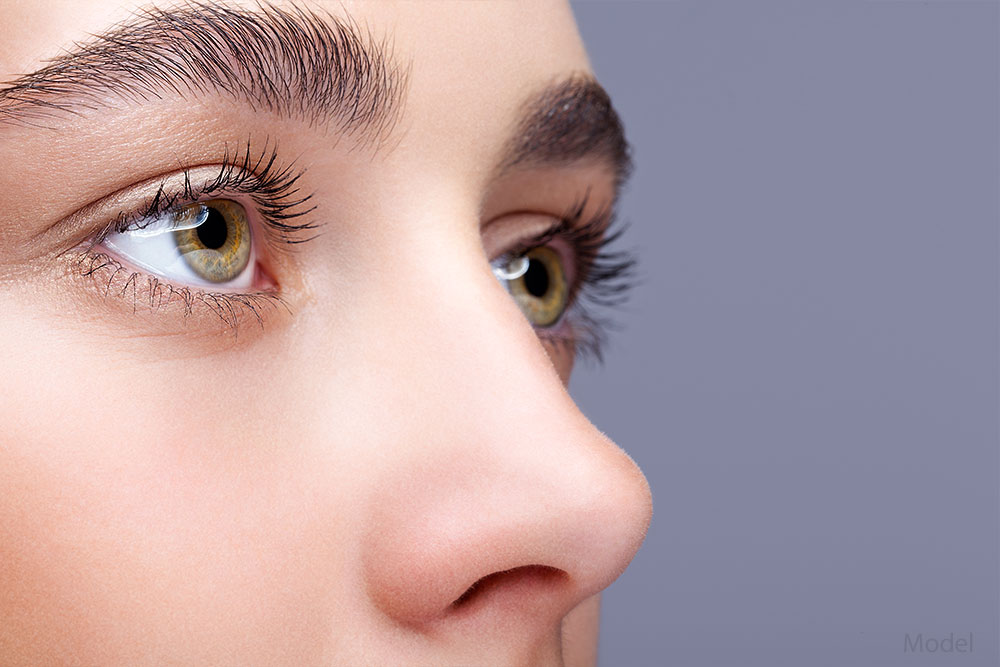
[570,2,1000,665]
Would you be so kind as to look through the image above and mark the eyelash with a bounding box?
[74,143,637,357]
[95,139,317,245]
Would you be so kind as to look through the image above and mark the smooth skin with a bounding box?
[0,1,652,664]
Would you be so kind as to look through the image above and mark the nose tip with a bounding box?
[362,422,652,631]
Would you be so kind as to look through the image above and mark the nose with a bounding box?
[360,229,653,639]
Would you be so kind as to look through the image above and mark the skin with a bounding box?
[0,1,652,665]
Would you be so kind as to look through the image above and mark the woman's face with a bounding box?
[0,1,651,664]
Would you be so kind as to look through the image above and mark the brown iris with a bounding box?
[507,246,569,327]
[172,199,251,283]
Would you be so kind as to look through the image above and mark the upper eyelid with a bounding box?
[55,146,318,252]
[107,190,254,238]
[483,193,614,271]
[492,221,565,261]
[45,172,205,253]
[53,169,221,252]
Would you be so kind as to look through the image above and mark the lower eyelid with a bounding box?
[63,247,287,338]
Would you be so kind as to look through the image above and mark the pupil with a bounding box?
[196,206,228,250]
[523,258,549,298]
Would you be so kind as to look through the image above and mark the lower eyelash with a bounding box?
[73,249,288,335]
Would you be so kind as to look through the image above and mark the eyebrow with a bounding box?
[500,75,633,191]
[0,1,407,139]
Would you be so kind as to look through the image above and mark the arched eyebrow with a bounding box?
[500,75,633,192]
[0,1,408,140]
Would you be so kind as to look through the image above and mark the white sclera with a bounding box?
[103,206,255,289]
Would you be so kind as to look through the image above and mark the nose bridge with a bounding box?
[354,215,568,429]
[361,217,585,463]
[357,224,652,630]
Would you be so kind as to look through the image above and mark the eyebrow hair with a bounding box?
[501,75,633,191]
[0,1,407,139]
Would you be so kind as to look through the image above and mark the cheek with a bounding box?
[0,306,342,660]
[0,420,336,661]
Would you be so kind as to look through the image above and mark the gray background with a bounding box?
[569,1,1000,665]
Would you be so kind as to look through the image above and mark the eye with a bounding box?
[493,245,569,328]
[102,198,255,289]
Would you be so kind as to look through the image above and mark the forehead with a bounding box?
[0,0,589,66]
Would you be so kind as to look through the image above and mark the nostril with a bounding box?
[450,565,567,611]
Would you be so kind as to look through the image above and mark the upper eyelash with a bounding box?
[511,192,638,364]
[96,138,319,248]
